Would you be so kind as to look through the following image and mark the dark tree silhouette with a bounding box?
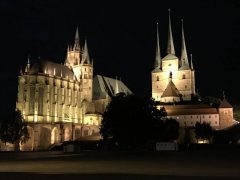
[100,93,179,148]
[0,109,29,151]
[100,93,152,148]
[195,121,213,143]
[202,96,221,108]
[162,118,179,141]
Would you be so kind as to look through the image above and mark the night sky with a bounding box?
[1,0,240,115]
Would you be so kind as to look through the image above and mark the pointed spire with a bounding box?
[27,55,30,65]
[155,22,161,69]
[167,9,175,55]
[91,58,94,67]
[74,27,80,50]
[115,76,119,95]
[25,55,31,73]
[180,19,189,67]
[65,45,70,65]
[82,39,90,64]
[190,54,194,69]
[75,27,79,41]
[223,91,226,99]
[20,68,23,75]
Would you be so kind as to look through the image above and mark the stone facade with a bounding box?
[16,29,102,150]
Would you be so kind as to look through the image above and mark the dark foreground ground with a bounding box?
[0,146,240,180]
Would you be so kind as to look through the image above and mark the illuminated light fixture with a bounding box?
[53,68,56,76]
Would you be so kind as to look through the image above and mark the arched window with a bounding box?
[182,74,186,79]
[156,76,159,81]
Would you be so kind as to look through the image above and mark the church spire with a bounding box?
[25,55,31,73]
[154,22,161,69]
[82,39,90,64]
[167,9,175,55]
[115,76,119,95]
[190,54,194,69]
[74,27,80,50]
[180,19,189,67]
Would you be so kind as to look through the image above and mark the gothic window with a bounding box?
[169,71,173,79]
[182,74,186,79]
[156,76,159,81]
[185,85,187,89]
[29,86,35,115]
[38,87,44,115]
[85,68,86,71]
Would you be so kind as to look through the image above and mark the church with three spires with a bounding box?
[151,10,235,136]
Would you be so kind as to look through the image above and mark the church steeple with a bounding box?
[25,55,31,73]
[154,22,161,69]
[82,39,90,64]
[180,19,189,67]
[190,54,194,70]
[115,76,119,95]
[74,27,80,51]
[167,9,175,55]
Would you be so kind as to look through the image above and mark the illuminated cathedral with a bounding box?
[15,28,131,150]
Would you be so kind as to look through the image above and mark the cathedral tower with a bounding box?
[151,10,195,103]
[65,28,93,102]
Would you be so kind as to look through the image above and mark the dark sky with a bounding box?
[1,0,240,115]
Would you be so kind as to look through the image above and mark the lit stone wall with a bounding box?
[17,73,83,124]
[168,114,220,128]
[16,60,101,150]
[219,108,234,129]
[152,55,195,102]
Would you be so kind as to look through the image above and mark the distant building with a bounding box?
[14,28,132,150]
[151,10,235,130]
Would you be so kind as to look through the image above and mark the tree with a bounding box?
[233,105,240,122]
[100,93,152,148]
[0,109,29,151]
[202,96,221,108]
[162,118,179,141]
[100,93,179,149]
[195,122,213,143]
